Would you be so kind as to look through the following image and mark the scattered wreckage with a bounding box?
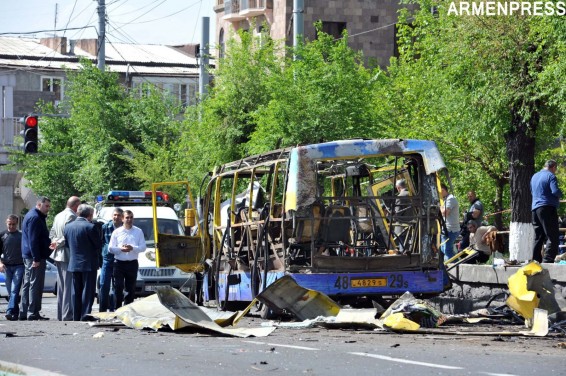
[90,261,566,342]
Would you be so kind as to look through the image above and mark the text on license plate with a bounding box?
[145,285,159,292]
[350,278,387,288]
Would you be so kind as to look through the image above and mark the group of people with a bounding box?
[438,159,564,265]
[0,196,146,321]
[440,185,495,263]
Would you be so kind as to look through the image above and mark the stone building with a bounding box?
[214,0,415,67]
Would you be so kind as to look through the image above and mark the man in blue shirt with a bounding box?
[531,160,563,263]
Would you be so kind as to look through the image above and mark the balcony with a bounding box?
[0,117,23,164]
[223,0,246,21]
[240,0,270,18]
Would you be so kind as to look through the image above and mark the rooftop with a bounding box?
[0,36,203,76]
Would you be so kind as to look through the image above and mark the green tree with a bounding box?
[17,60,185,210]
[249,27,382,152]
[122,82,184,187]
[386,1,566,258]
[175,28,283,184]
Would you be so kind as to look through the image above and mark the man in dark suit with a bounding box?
[64,204,102,321]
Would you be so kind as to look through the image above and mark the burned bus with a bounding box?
[153,139,451,311]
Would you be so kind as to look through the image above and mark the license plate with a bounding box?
[350,278,387,288]
[145,285,159,292]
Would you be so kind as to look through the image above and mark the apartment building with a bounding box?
[214,0,415,67]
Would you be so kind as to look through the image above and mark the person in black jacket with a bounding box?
[64,204,102,321]
[20,197,53,321]
[0,214,24,321]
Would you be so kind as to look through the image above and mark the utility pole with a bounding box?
[293,0,304,60]
[97,0,106,71]
[199,17,210,100]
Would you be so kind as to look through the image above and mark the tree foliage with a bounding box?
[383,0,566,225]
[16,60,184,212]
[249,26,383,153]
[176,26,383,186]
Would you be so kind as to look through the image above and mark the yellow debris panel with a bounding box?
[506,261,541,319]
[256,276,341,321]
[383,312,420,331]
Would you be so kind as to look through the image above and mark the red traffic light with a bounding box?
[23,115,39,154]
[25,116,38,127]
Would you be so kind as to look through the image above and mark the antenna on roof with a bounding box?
[53,3,58,37]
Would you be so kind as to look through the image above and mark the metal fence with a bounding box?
[0,117,22,147]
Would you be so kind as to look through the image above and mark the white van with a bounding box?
[95,191,195,296]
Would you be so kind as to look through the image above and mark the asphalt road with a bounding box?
[1,294,565,376]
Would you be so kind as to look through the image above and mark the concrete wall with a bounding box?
[431,264,566,314]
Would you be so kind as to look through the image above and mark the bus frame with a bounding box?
[153,139,451,310]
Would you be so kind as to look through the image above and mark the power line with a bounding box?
[190,0,203,44]
[111,0,202,26]
[0,26,95,36]
[339,17,414,41]
[106,0,124,6]
[111,0,167,19]
[62,0,80,37]
[69,8,99,41]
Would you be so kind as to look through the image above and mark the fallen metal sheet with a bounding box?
[318,309,382,329]
[92,293,182,330]
[156,286,276,338]
[92,294,223,330]
[506,261,561,321]
[92,290,275,337]
[519,308,549,337]
[262,309,382,330]
[256,275,341,321]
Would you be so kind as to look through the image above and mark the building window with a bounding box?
[219,28,225,59]
[132,78,198,107]
[41,76,63,100]
[321,21,347,39]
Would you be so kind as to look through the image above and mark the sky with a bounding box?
[0,0,216,46]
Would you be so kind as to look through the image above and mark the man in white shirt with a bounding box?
[440,184,459,261]
[108,210,146,308]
